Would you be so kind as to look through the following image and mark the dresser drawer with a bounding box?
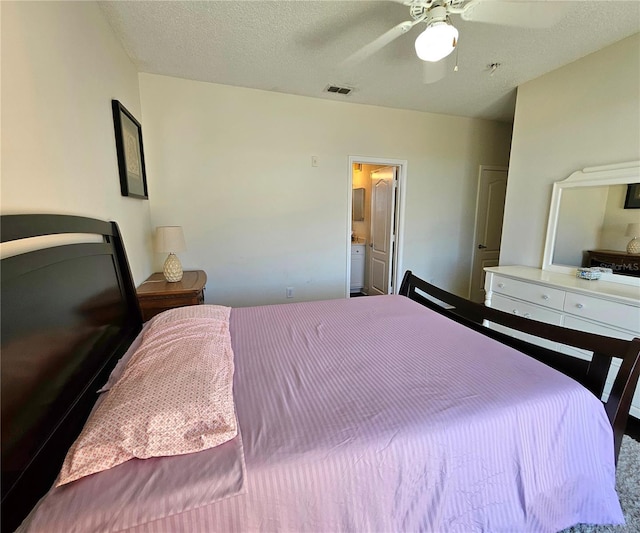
[489,294,562,351]
[490,294,563,325]
[563,292,640,333]
[559,315,633,363]
[490,275,565,311]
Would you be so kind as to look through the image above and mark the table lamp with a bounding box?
[155,226,186,282]
[626,223,640,254]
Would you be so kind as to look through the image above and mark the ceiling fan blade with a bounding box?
[341,20,418,68]
[461,0,569,28]
[422,58,449,84]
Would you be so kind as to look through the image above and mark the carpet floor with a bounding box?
[561,435,640,532]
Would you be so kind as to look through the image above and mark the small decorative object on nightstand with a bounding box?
[155,226,187,282]
[625,223,640,254]
[136,270,207,321]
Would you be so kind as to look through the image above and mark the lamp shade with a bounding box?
[414,21,458,62]
[625,223,640,237]
[154,226,186,254]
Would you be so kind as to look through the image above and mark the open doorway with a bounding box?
[347,156,407,298]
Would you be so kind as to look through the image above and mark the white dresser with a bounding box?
[484,266,640,418]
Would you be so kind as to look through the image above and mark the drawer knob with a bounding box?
[575,303,584,309]
[542,294,550,300]
[498,283,505,288]
[524,313,531,319]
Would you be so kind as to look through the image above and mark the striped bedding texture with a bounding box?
[20,295,623,532]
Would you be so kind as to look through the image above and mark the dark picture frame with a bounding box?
[112,100,149,199]
[624,183,640,209]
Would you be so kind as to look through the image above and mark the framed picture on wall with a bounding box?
[624,183,640,209]
[112,100,149,199]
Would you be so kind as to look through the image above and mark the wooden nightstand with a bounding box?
[136,270,207,321]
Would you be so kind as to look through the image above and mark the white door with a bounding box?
[469,166,508,302]
[369,167,397,295]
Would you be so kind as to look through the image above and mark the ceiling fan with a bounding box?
[341,0,568,84]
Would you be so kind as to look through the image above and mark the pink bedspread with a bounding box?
[20,295,623,532]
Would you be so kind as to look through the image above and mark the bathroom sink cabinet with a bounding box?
[350,244,366,293]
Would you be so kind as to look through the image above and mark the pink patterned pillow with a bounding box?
[57,306,236,486]
[148,304,231,326]
[99,306,233,393]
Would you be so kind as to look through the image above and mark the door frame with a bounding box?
[346,156,407,297]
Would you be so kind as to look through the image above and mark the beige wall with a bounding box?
[1,1,153,284]
[1,2,512,301]
[501,33,640,267]
[139,74,512,306]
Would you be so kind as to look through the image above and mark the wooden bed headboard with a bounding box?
[1,214,143,532]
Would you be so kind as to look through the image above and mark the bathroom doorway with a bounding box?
[347,156,407,297]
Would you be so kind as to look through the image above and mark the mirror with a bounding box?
[352,188,365,222]
[543,161,640,285]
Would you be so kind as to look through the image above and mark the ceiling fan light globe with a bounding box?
[415,21,458,62]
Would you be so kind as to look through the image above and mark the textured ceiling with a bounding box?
[99,1,640,122]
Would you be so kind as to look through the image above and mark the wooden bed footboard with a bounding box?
[399,270,640,463]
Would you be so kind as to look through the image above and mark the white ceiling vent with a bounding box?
[325,84,354,96]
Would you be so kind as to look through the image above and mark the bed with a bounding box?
[2,214,639,533]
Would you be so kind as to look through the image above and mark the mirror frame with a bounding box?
[542,160,640,286]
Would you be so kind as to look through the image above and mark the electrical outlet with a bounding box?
[286,287,294,298]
